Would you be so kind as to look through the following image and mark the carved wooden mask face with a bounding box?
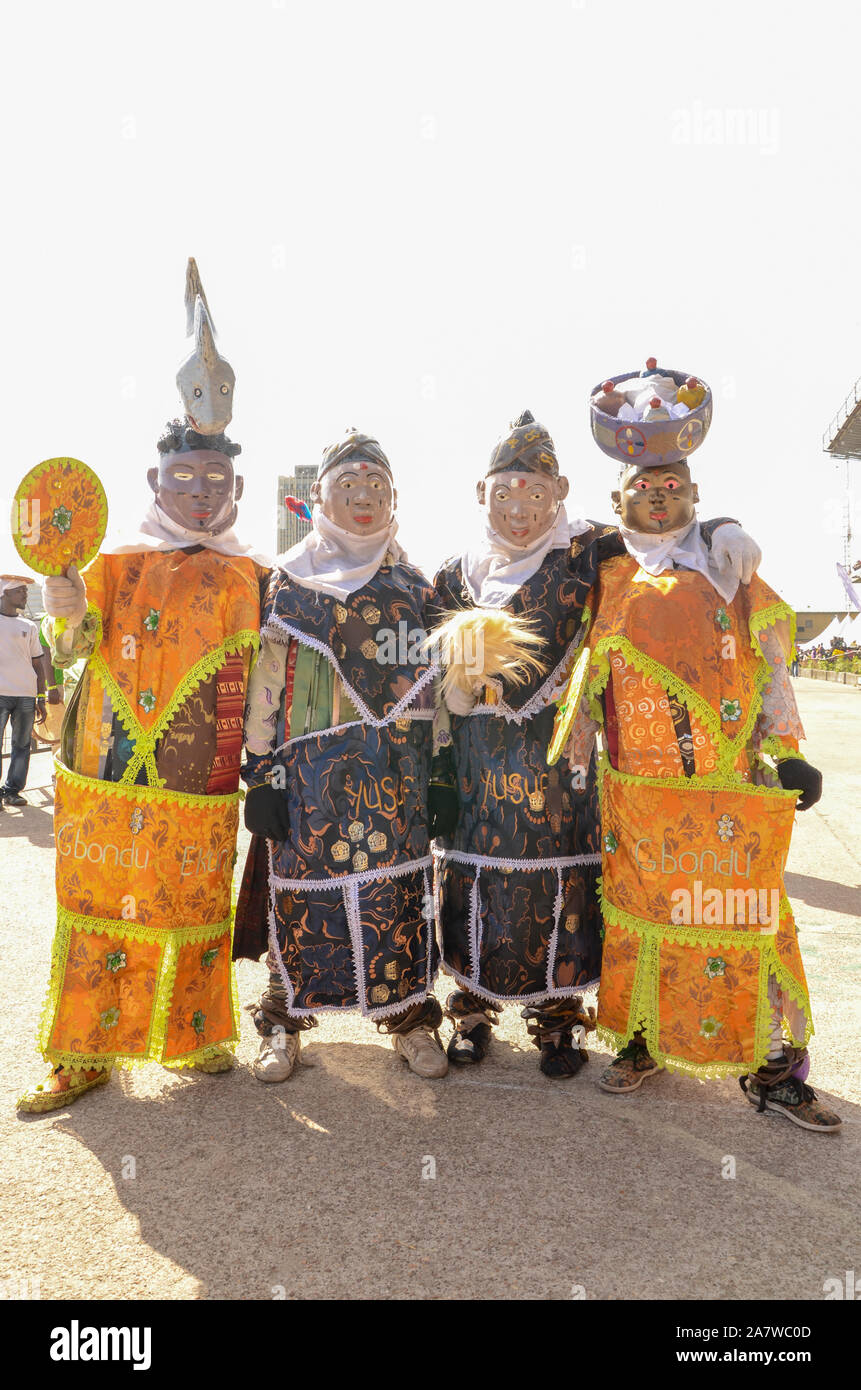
[148,450,242,534]
[612,461,699,534]
[311,458,395,538]
[479,469,569,547]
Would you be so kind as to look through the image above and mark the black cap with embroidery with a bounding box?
[318,428,392,479]
[487,410,559,478]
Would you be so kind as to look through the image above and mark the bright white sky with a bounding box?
[1,0,859,609]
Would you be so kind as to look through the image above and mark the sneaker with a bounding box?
[253,1031,301,1083]
[3,792,26,808]
[392,1024,449,1079]
[598,1041,660,1093]
[742,1075,842,1132]
[17,1066,111,1114]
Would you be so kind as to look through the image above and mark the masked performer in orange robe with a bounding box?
[431,408,760,1078]
[18,262,270,1113]
[552,369,840,1131]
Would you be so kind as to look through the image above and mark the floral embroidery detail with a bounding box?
[50,505,73,533]
[100,1007,120,1029]
[138,688,156,713]
[716,814,734,842]
[201,948,219,969]
[143,608,160,632]
[604,831,618,854]
[699,1016,722,1039]
[436,729,452,747]
[703,957,727,979]
[715,607,731,631]
[105,951,127,973]
[192,1010,206,1034]
[720,697,742,722]
[129,808,144,835]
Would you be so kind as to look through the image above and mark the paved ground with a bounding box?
[1,677,859,1301]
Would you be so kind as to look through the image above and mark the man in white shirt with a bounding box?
[0,576,54,806]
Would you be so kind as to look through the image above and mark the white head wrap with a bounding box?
[275,506,406,602]
[461,504,591,608]
[618,517,739,603]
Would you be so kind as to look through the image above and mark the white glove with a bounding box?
[710,523,761,586]
[42,564,88,624]
[445,682,480,716]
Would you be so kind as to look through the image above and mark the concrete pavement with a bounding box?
[1,676,859,1301]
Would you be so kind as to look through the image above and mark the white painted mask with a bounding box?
[176,294,235,436]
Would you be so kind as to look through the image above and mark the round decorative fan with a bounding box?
[11,456,107,576]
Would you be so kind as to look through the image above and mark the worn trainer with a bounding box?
[741,1074,841,1132]
[392,1023,449,1078]
[253,1031,302,1083]
[598,1040,660,1093]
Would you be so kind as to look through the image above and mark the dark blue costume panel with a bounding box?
[432,531,608,1006]
[262,561,437,723]
[440,857,601,999]
[256,560,439,1021]
[273,721,431,880]
[270,864,437,1015]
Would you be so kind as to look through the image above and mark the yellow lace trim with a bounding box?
[600,891,800,953]
[86,623,258,787]
[54,759,241,811]
[597,751,798,801]
[37,908,237,1071]
[54,904,234,945]
[587,635,771,777]
[587,595,796,779]
[759,736,805,764]
[748,600,797,663]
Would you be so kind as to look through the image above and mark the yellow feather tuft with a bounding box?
[426,607,546,697]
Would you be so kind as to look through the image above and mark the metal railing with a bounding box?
[823,372,861,452]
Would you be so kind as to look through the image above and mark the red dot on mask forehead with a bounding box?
[358,463,368,471]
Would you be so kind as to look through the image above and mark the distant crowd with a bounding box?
[800,642,860,661]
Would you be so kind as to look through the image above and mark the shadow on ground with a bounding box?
[20,1028,860,1302]
[785,873,861,917]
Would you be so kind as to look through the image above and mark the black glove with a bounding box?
[776,758,822,811]
[429,781,459,841]
[244,782,291,839]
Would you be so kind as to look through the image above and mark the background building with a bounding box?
[275,465,316,556]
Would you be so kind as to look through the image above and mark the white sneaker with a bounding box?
[391,1025,449,1079]
[253,1031,301,1083]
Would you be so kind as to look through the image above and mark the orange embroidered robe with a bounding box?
[554,555,811,1077]
[39,547,262,1070]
